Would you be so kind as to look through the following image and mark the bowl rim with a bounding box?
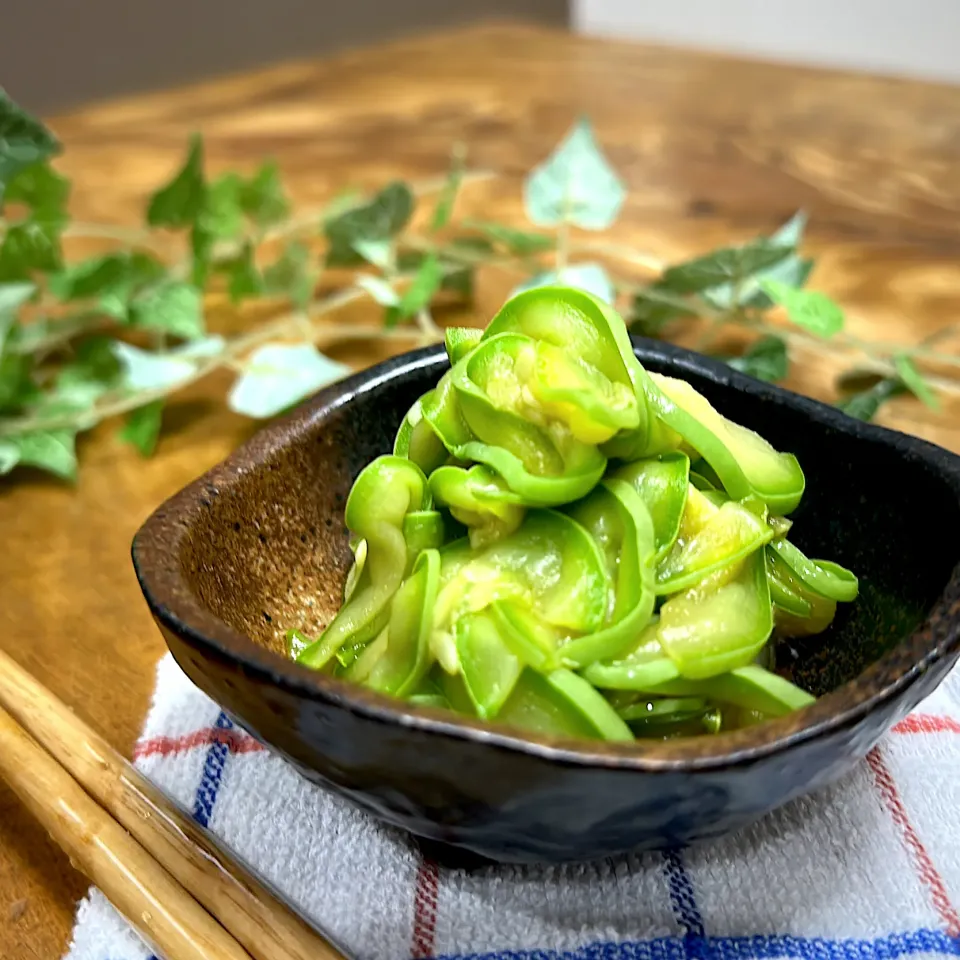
[132,338,960,772]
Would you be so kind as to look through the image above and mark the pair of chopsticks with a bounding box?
[0,648,349,960]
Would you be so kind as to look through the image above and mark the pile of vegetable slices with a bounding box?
[289,286,858,742]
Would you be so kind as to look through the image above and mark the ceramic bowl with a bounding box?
[132,339,960,864]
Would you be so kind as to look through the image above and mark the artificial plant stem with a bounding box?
[0,286,427,438]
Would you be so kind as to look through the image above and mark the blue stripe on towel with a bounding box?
[663,848,705,940]
[434,928,960,960]
[191,710,233,828]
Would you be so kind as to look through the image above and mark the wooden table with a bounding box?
[3,23,960,957]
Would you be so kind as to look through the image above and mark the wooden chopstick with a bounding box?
[0,649,347,960]
[0,701,252,960]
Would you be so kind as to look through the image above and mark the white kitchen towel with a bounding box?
[65,653,960,960]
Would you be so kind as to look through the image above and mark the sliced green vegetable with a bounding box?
[297,456,429,669]
[582,655,681,691]
[657,551,773,679]
[408,693,451,710]
[343,538,367,603]
[489,600,561,672]
[611,453,689,560]
[403,510,445,564]
[285,629,311,659]
[429,464,525,547]
[445,326,483,364]
[342,630,388,684]
[456,610,522,718]
[656,497,773,595]
[765,547,812,617]
[434,510,608,644]
[496,668,633,741]
[451,333,608,504]
[641,665,815,717]
[433,667,476,716]
[394,393,448,474]
[294,285,857,742]
[484,285,641,403]
[421,369,475,450]
[529,339,639,444]
[366,549,440,697]
[767,547,839,637]
[617,697,708,723]
[644,372,805,514]
[769,539,859,602]
[559,479,657,667]
[407,676,452,712]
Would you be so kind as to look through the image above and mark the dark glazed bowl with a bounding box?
[132,339,960,863]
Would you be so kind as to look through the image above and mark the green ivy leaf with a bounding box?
[725,335,789,383]
[524,118,625,230]
[356,275,399,306]
[396,248,474,300]
[837,377,906,422]
[0,350,33,413]
[630,286,694,337]
[440,263,475,300]
[0,90,60,188]
[49,253,129,301]
[147,134,205,228]
[4,161,69,222]
[240,160,289,228]
[320,189,364,223]
[55,336,122,403]
[431,147,464,230]
[759,279,844,337]
[894,354,939,410]
[0,429,77,481]
[385,253,443,326]
[189,223,215,288]
[0,281,35,321]
[118,399,164,456]
[722,211,809,308]
[449,235,496,256]
[660,240,793,295]
[48,252,166,318]
[738,256,813,310]
[10,316,91,355]
[112,336,223,391]
[222,243,262,304]
[395,250,426,272]
[130,281,205,340]
[227,343,349,418]
[199,172,244,241]
[352,238,394,270]
[461,221,553,256]
[263,242,315,308]
[32,381,103,424]
[513,263,614,304]
[0,220,62,280]
[0,438,18,474]
[770,210,807,248]
[0,284,34,381]
[324,182,414,266]
[57,337,121,386]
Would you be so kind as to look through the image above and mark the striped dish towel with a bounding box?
[65,654,960,960]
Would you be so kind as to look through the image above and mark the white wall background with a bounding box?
[573,0,960,84]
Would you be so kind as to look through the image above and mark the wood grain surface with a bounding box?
[2,22,960,958]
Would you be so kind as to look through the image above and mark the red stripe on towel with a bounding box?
[133,727,264,760]
[893,714,960,735]
[411,855,440,958]
[867,748,960,936]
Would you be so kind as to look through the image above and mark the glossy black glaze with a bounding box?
[133,339,960,863]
